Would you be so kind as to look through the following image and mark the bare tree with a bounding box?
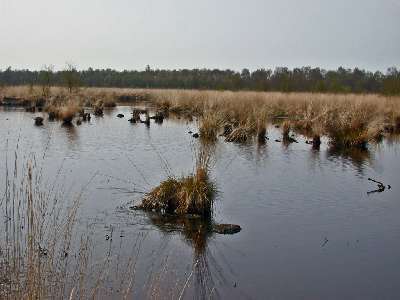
[63,63,80,93]
[39,65,54,99]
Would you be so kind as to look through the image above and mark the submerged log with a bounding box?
[94,106,103,116]
[48,112,56,121]
[312,135,321,148]
[213,224,241,235]
[34,117,44,126]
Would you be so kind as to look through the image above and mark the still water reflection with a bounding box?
[0,106,399,299]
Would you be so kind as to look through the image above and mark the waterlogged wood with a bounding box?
[367,178,392,194]
[213,224,242,235]
[34,117,43,126]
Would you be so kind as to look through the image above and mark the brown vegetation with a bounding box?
[45,99,81,124]
[2,86,400,148]
[0,154,147,299]
[137,147,215,217]
[147,90,400,148]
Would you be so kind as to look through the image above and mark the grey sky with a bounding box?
[0,0,399,71]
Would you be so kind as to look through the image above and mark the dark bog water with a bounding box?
[1,106,399,299]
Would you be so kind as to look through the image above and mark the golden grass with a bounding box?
[0,86,146,108]
[45,99,81,123]
[2,86,400,148]
[147,89,400,148]
[282,120,291,139]
[199,112,222,141]
[0,156,84,298]
[140,167,214,216]
[138,147,215,217]
[1,152,147,299]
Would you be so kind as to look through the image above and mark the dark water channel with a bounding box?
[0,106,399,299]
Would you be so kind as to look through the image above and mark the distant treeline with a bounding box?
[1,66,399,95]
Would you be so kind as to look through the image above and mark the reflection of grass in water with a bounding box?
[147,213,213,256]
[146,212,225,299]
[327,146,373,173]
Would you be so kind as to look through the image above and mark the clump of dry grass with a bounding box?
[225,127,250,143]
[223,108,268,143]
[45,99,81,124]
[94,97,116,108]
[322,103,379,149]
[199,112,222,141]
[309,123,324,148]
[140,168,214,216]
[282,120,291,139]
[138,148,215,217]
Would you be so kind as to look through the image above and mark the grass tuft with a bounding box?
[199,112,222,141]
[139,148,215,217]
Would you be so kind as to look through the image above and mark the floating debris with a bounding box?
[367,178,391,194]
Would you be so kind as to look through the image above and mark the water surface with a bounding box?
[0,106,399,299]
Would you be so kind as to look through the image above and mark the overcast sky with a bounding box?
[0,0,399,71]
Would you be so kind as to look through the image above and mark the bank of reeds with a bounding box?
[2,86,400,148]
[0,86,149,109]
[0,154,86,298]
[0,153,144,299]
[148,90,400,148]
